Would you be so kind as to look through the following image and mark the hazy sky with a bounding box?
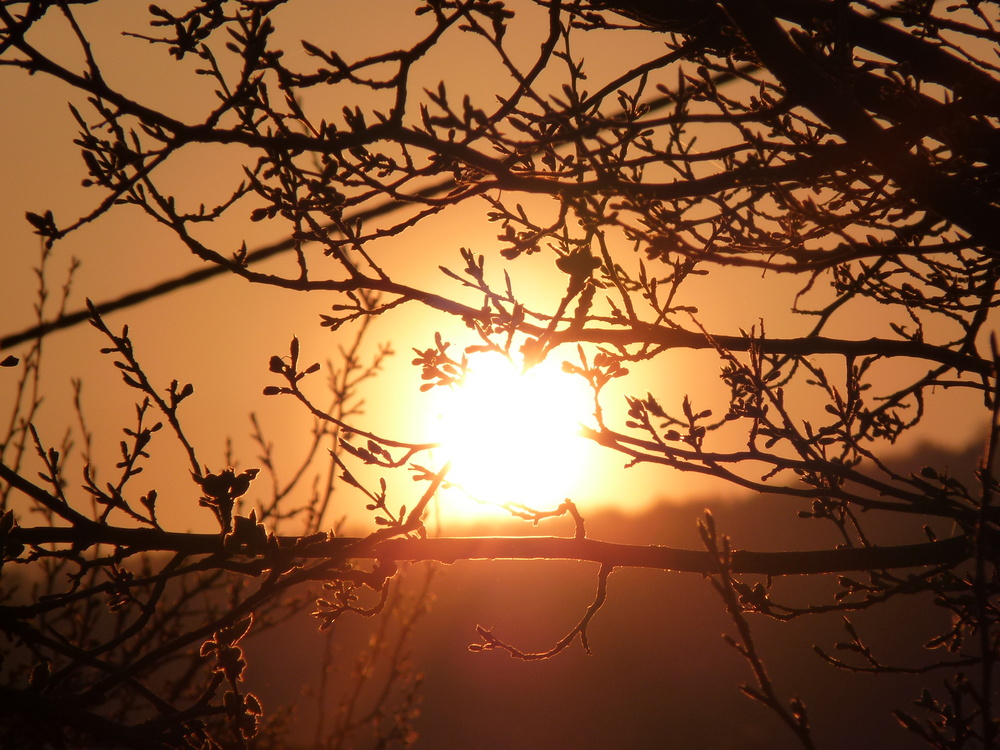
[0,0,987,534]
[3,5,995,750]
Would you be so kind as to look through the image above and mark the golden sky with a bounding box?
[0,0,987,534]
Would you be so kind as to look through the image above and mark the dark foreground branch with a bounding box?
[10,525,974,576]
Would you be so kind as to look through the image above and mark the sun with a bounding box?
[426,350,594,519]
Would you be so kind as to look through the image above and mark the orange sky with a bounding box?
[0,0,988,535]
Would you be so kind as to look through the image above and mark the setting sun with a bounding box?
[427,351,594,517]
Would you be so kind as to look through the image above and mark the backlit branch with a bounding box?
[6,522,975,576]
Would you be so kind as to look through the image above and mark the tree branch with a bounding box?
[7,525,974,576]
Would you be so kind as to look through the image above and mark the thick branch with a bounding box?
[719,0,1000,253]
[8,525,973,575]
[597,0,1000,250]
[555,326,993,376]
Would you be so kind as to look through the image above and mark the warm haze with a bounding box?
[1,2,998,749]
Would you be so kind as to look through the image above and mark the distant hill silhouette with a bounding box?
[248,438,986,748]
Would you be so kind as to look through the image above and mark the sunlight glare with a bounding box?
[428,351,594,518]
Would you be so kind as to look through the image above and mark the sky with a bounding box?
[1,2,995,748]
[2,0,680,530]
[1,0,986,538]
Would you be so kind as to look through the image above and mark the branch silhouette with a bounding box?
[7,524,973,576]
[4,2,1000,747]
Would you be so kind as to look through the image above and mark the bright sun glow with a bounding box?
[428,351,594,519]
